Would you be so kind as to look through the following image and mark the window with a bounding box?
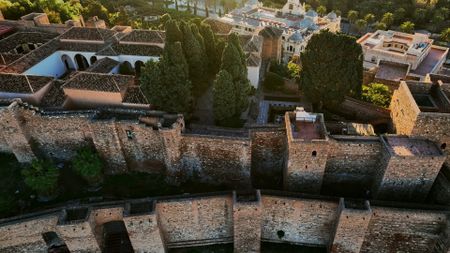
[312,151,317,157]
[441,143,447,150]
[289,4,293,10]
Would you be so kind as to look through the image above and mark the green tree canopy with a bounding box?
[22,159,59,196]
[264,71,284,91]
[140,42,192,114]
[165,19,183,43]
[317,5,327,16]
[381,12,394,27]
[347,10,359,24]
[400,21,415,33]
[299,30,363,109]
[73,147,103,185]
[213,70,236,124]
[375,21,387,30]
[199,22,220,76]
[355,19,367,32]
[361,83,391,108]
[364,13,375,23]
[441,27,450,42]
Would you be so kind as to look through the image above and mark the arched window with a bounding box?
[135,61,145,76]
[74,54,89,71]
[90,56,97,65]
[61,54,75,72]
[312,151,317,157]
[119,61,135,75]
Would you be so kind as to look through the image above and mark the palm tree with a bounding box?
[400,21,415,34]
[347,10,359,24]
[355,19,368,34]
[381,12,394,28]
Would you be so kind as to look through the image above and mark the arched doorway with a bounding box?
[61,54,76,72]
[74,54,89,71]
[135,61,145,76]
[90,56,97,65]
[119,61,135,75]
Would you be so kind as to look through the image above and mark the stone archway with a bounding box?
[90,56,98,65]
[119,61,135,75]
[135,60,145,76]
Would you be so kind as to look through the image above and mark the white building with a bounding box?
[214,0,341,62]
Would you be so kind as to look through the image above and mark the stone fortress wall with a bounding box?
[0,191,449,253]
[0,93,449,202]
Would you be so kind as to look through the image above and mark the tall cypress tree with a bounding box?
[199,23,220,76]
[179,21,207,94]
[140,42,192,114]
[165,19,183,43]
[228,32,247,68]
[219,42,250,115]
[213,70,236,124]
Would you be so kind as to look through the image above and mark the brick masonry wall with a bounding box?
[375,154,446,201]
[1,194,449,252]
[123,213,165,253]
[360,207,447,253]
[390,82,420,135]
[250,128,286,188]
[261,196,338,246]
[324,137,382,193]
[156,196,233,247]
[330,200,372,253]
[233,192,262,253]
[179,135,252,188]
[0,214,58,252]
[285,140,330,193]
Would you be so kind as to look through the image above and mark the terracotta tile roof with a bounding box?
[85,57,119,73]
[258,26,283,38]
[0,31,57,53]
[0,53,22,65]
[123,85,149,104]
[62,72,133,92]
[58,41,108,52]
[203,18,233,34]
[39,80,66,108]
[97,44,163,56]
[59,27,117,41]
[119,30,165,44]
[0,73,52,93]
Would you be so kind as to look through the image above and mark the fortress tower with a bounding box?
[284,108,329,193]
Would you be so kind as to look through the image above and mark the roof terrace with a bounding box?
[286,107,327,141]
[407,81,450,113]
[382,136,442,157]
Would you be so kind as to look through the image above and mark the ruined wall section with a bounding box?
[0,102,37,163]
[116,122,167,173]
[156,195,233,247]
[22,110,91,161]
[179,134,252,188]
[89,121,128,174]
[261,195,338,246]
[0,214,59,253]
[324,136,382,192]
[390,82,420,135]
[360,207,447,253]
[250,127,286,188]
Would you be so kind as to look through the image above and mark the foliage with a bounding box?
[364,13,375,23]
[375,21,387,30]
[317,5,326,16]
[264,71,284,91]
[213,70,236,124]
[21,159,59,196]
[299,30,363,110]
[200,22,221,76]
[441,27,450,42]
[140,42,192,114]
[355,19,367,32]
[287,61,301,80]
[165,18,183,43]
[180,21,207,94]
[73,147,103,184]
[381,12,394,27]
[347,10,358,24]
[400,21,415,33]
[361,83,391,108]
[81,0,109,22]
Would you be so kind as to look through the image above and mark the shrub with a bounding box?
[361,83,391,108]
[264,72,284,91]
[22,159,59,196]
[73,147,103,185]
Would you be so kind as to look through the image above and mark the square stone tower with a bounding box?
[373,136,445,201]
[284,108,329,193]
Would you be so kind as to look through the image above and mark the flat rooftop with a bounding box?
[375,61,409,81]
[384,136,442,156]
[412,47,448,76]
[288,110,326,141]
